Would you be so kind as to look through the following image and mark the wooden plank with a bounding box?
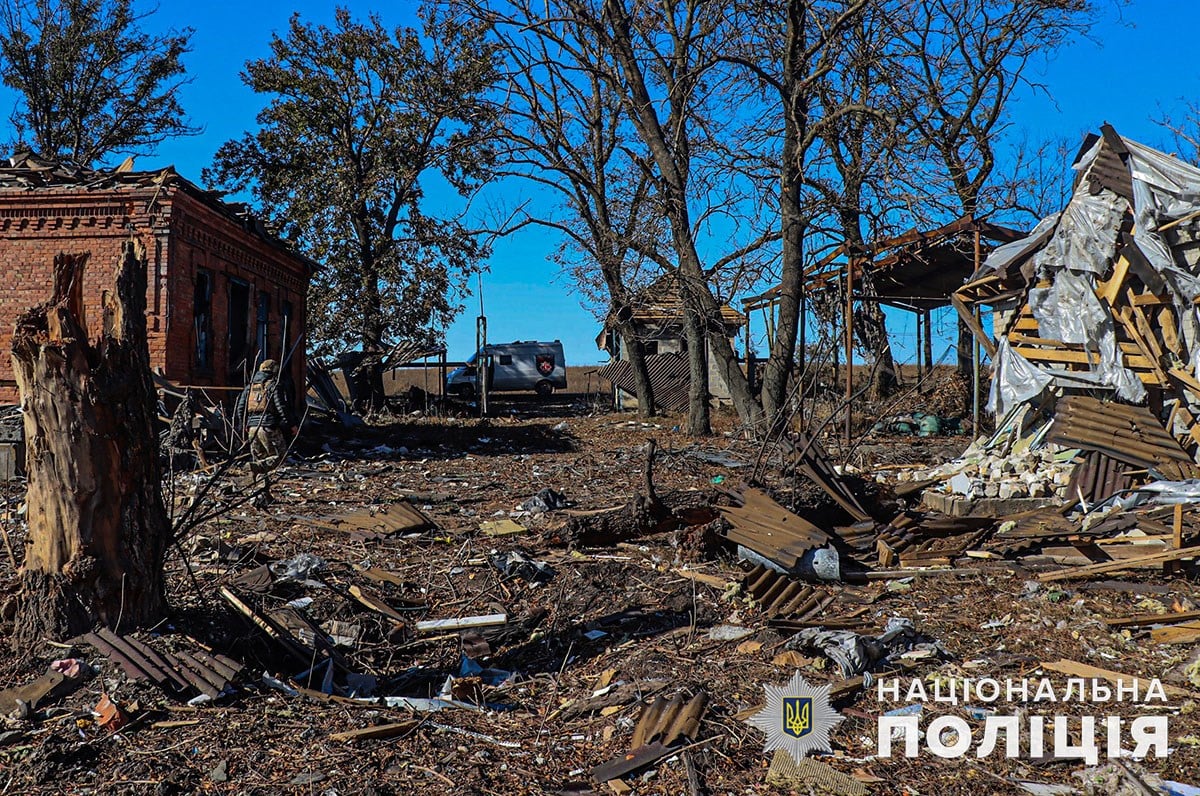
[1176,405,1200,452]
[1012,346,1154,369]
[330,721,419,743]
[1159,305,1182,354]
[1103,608,1200,628]
[1036,545,1200,582]
[1150,622,1200,645]
[1008,333,1153,358]
[1041,658,1189,699]
[347,584,410,623]
[951,293,996,358]
[1097,255,1131,306]
[1168,366,1200,400]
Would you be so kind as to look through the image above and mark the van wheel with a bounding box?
[535,380,553,398]
[455,384,475,400]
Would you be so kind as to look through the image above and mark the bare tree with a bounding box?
[896,0,1111,375]
[527,0,779,435]
[460,0,664,416]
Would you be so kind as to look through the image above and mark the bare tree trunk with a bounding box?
[11,244,169,645]
[683,305,711,436]
[761,0,806,427]
[957,319,973,379]
[619,325,657,417]
[856,301,899,399]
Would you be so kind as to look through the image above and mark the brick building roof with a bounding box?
[0,151,317,275]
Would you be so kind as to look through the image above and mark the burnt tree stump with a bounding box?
[11,243,169,645]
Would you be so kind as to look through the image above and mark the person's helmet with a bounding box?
[258,359,279,373]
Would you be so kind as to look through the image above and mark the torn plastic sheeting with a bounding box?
[271,553,327,584]
[784,617,951,678]
[987,338,1053,418]
[1029,270,1108,347]
[459,655,513,687]
[1100,479,1200,512]
[520,488,569,514]
[736,543,840,582]
[979,213,1060,279]
[1031,187,1125,278]
[374,695,484,712]
[489,549,556,582]
[1124,137,1200,215]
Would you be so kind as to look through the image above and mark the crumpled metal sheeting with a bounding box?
[784,617,951,678]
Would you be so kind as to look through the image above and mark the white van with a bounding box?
[446,340,568,399]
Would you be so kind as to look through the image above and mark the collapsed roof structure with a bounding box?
[957,124,1200,465]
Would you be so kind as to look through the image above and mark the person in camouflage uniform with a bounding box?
[234,359,298,504]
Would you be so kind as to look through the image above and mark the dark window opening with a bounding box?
[498,354,512,365]
[643,340,659,356]
[256,290,271,364]
[194,270,213,370]
[227,278,251,381]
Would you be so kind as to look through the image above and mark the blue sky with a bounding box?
[5,0,1197,366]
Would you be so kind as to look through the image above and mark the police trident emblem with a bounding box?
[748,671,843,762]
[783,696,812,738]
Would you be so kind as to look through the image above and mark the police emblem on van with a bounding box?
[536,354,555,375]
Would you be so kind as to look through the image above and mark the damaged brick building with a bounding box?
[0,153,314,409]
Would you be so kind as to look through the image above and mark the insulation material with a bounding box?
[987,338,1052,417]
[1030,188,1125,278]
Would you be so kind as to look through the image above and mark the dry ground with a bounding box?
[0,395,1196,795]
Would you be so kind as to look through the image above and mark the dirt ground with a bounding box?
[0,392,1196,795]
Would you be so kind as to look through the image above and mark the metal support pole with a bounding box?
[972,230,982,431]
[922,309,933,380]
[915,310,924,383]
[973,305,982,433]
[476,315,488,418]
[744,309,754,392]
[844,263,854,446]
[798,290,806,426]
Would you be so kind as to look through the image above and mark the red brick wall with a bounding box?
[0,183,310,412]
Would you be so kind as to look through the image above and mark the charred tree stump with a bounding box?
[11,244,169,645]
[561,439,674,547]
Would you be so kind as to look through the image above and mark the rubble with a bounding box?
[3,293,1200,793]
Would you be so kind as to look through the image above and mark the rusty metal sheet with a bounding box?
[742,565,830,620]
[1048,396,1197,478]
[590,691,707,782]
[79,628,243,701]
[718,487,831,570]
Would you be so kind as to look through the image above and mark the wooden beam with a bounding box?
[951,294,996,358]
[1036,545,1199,582]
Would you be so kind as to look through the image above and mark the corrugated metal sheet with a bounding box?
[598,353,690,412]
[384,341,445,368]
[1048,396,1198,479]
[79,628,242,700]
[1067,450,1135,503]
[717,487,831,570]
[742,565,830,619]
[631,691,707,748]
